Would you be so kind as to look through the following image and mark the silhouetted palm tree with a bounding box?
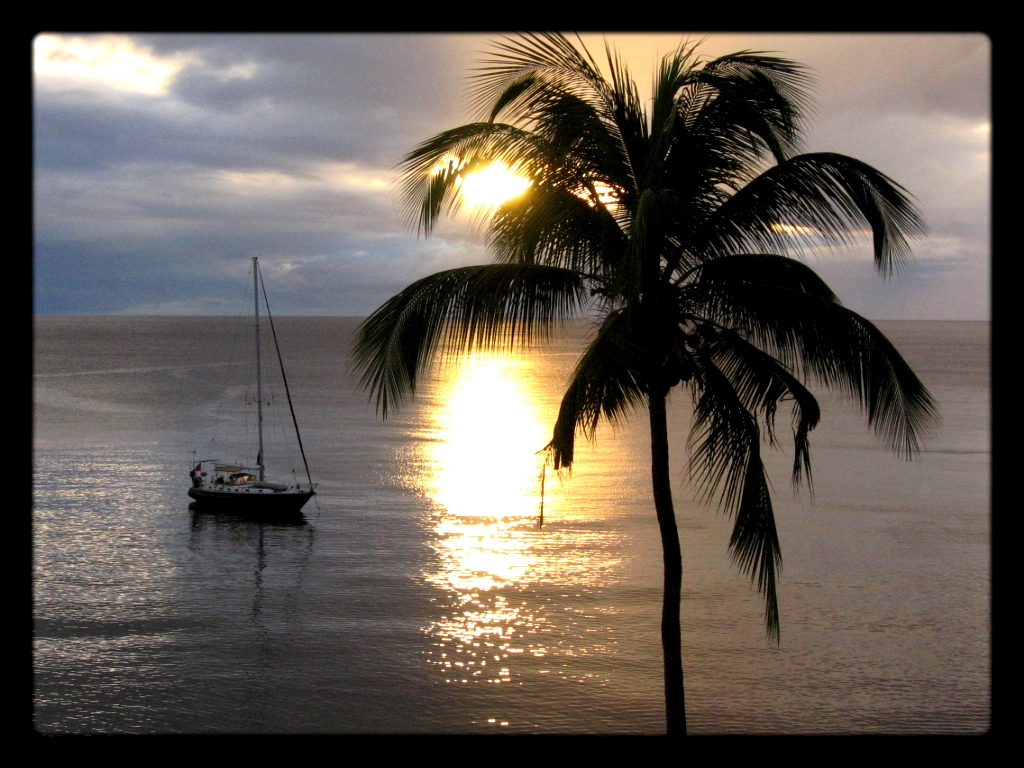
[353,33,937,735]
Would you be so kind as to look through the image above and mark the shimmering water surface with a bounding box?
[33,317,990,733]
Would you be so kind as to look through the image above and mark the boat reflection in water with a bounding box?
[411,352,623,688]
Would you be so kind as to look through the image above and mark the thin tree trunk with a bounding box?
[649,387,686,735]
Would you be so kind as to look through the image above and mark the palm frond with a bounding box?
[687,255,938,457]
[695,152,925,276]
[470,34,651,207]
[688,344,760,513]
[707,328,821,491]
[680,251,839,301]
[469,33,612,124]
[819,310,939,457]
[699,51,813,143]
[489,181,626,276]
[527,88,634,195]
[397,122,543,235]
[485,71,540,124]
[546,308,648,470]
[352,264,587,417]
[650,39,703,133]
[687,345,782,642]
[731,446,782,642]
[603,41,649,185]
[659,51,811,206]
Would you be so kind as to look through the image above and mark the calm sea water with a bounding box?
[32,317,990,734]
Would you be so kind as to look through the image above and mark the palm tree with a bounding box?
[352,33,937,735]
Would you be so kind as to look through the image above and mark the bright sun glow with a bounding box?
[458,163,532,208]
[427,354,549,519]
[770,223,819,236]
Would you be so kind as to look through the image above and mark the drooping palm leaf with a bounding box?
[546,307,648,470]
[687,254,937,456]
[707,327,821,491]
[693,153,926,275]
[731,445,782,641]
[687,343,783,641]
[352,264,587,417]
[687,341,761,514]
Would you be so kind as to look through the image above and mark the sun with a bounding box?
[458,162,532,208]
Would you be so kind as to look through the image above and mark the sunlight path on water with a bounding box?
[411,352,624,695]
[427,354,552,521]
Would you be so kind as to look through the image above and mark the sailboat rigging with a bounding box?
[188,256,316,516]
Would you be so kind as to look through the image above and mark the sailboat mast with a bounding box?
[254,256,265,482]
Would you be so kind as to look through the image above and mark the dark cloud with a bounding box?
[36,34,477,175]
[145,33,473,166]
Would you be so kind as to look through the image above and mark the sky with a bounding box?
[32,33,990,320]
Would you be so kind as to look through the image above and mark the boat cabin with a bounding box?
[210,464,258,486]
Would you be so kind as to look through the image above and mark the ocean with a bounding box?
[32,316,990,734]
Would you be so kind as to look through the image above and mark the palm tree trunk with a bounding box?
[649,387,687,735]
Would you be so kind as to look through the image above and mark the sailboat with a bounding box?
[188,256,316,516]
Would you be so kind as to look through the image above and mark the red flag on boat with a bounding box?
[193,463,202,472]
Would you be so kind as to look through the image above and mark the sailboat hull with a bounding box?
[187,486,314,515]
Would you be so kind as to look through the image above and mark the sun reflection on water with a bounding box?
[425,354,554,520]
[413,352,621,686]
